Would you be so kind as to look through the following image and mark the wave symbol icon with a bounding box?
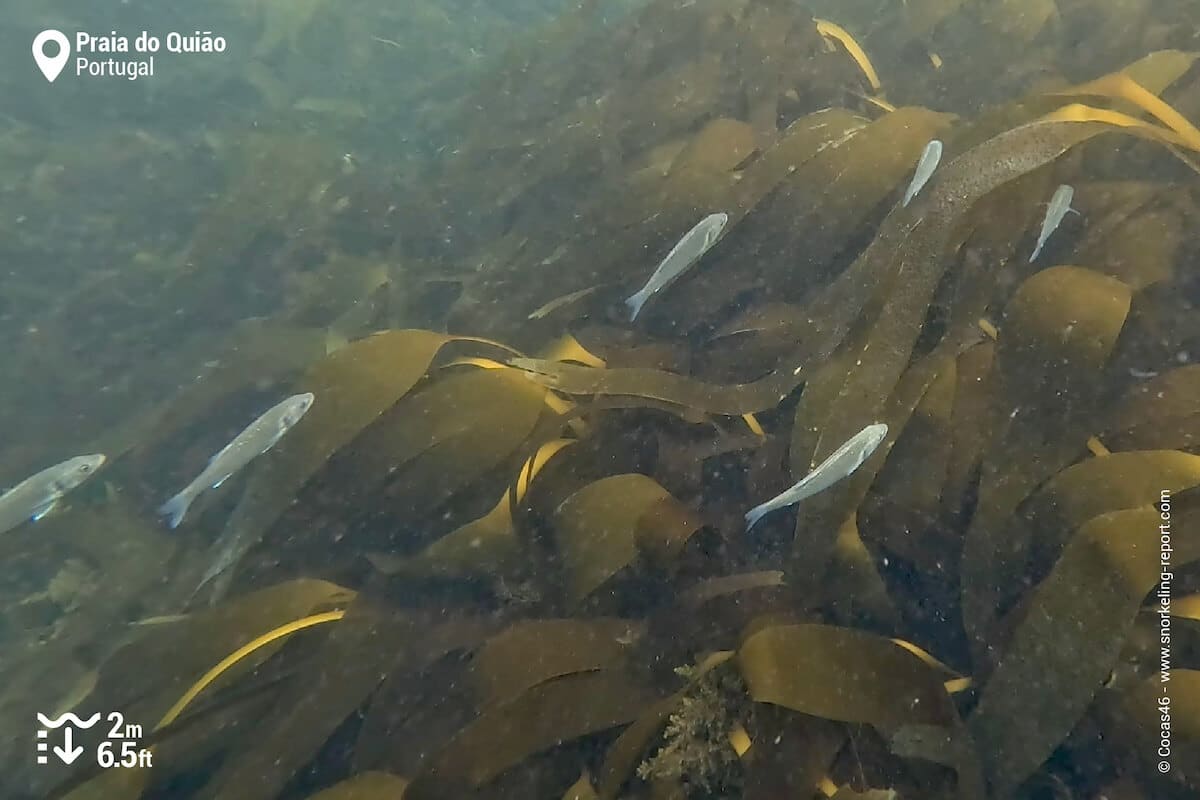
[36,712,101,729]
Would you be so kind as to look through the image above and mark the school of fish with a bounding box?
[1,394,313,538]
[3,170,1083,592]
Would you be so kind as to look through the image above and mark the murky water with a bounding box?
[1,1,1198,798]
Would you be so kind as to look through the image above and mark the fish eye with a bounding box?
[80,464,91,473]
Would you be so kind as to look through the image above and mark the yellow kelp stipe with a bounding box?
[154,609,346,731]
[371,437,576,579]
[944,676,974,694]
[542,391,576,417]
[814,19,882,92]
[865,95,897,113]
[1086,436,1111,457]
[539,333,607,368]
[514,438,576,503]
[890,637,975,694]
[727,723,752,757]
[1038,103,1195,152]
[452,334,526,358]
[445,356,578,418]
[851,88,897,113]
[446,356,508,370]
[742,412,766,437]
[1051,74,1200,153]
[977,318,999,340]
[1175,594,1200,620]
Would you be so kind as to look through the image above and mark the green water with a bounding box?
[0,1,1198,798]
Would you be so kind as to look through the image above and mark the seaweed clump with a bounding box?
[637,663,751,798]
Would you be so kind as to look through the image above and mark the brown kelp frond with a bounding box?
[13,3,1200,800]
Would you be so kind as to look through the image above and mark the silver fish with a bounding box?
[0,454,106,535]
[194,537,243,605]
[902,139,943,206]
[626,212,728,321]
[744,423,888,531]
[1029,184,1077,262]
[159,392,314,528]
[188,506,252,607]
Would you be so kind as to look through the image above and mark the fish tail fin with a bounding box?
[158,491,194,529]
[744,504,771,532]
[625,292,646,321]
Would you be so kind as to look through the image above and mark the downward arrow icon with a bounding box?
[53,727,84,765]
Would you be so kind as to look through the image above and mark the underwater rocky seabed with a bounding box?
[2,0,1200,797]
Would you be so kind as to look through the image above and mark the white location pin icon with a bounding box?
[32,30,70,83]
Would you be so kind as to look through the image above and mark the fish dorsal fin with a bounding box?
[207,443,231,466]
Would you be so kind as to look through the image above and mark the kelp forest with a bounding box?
[1,0,1199,799]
